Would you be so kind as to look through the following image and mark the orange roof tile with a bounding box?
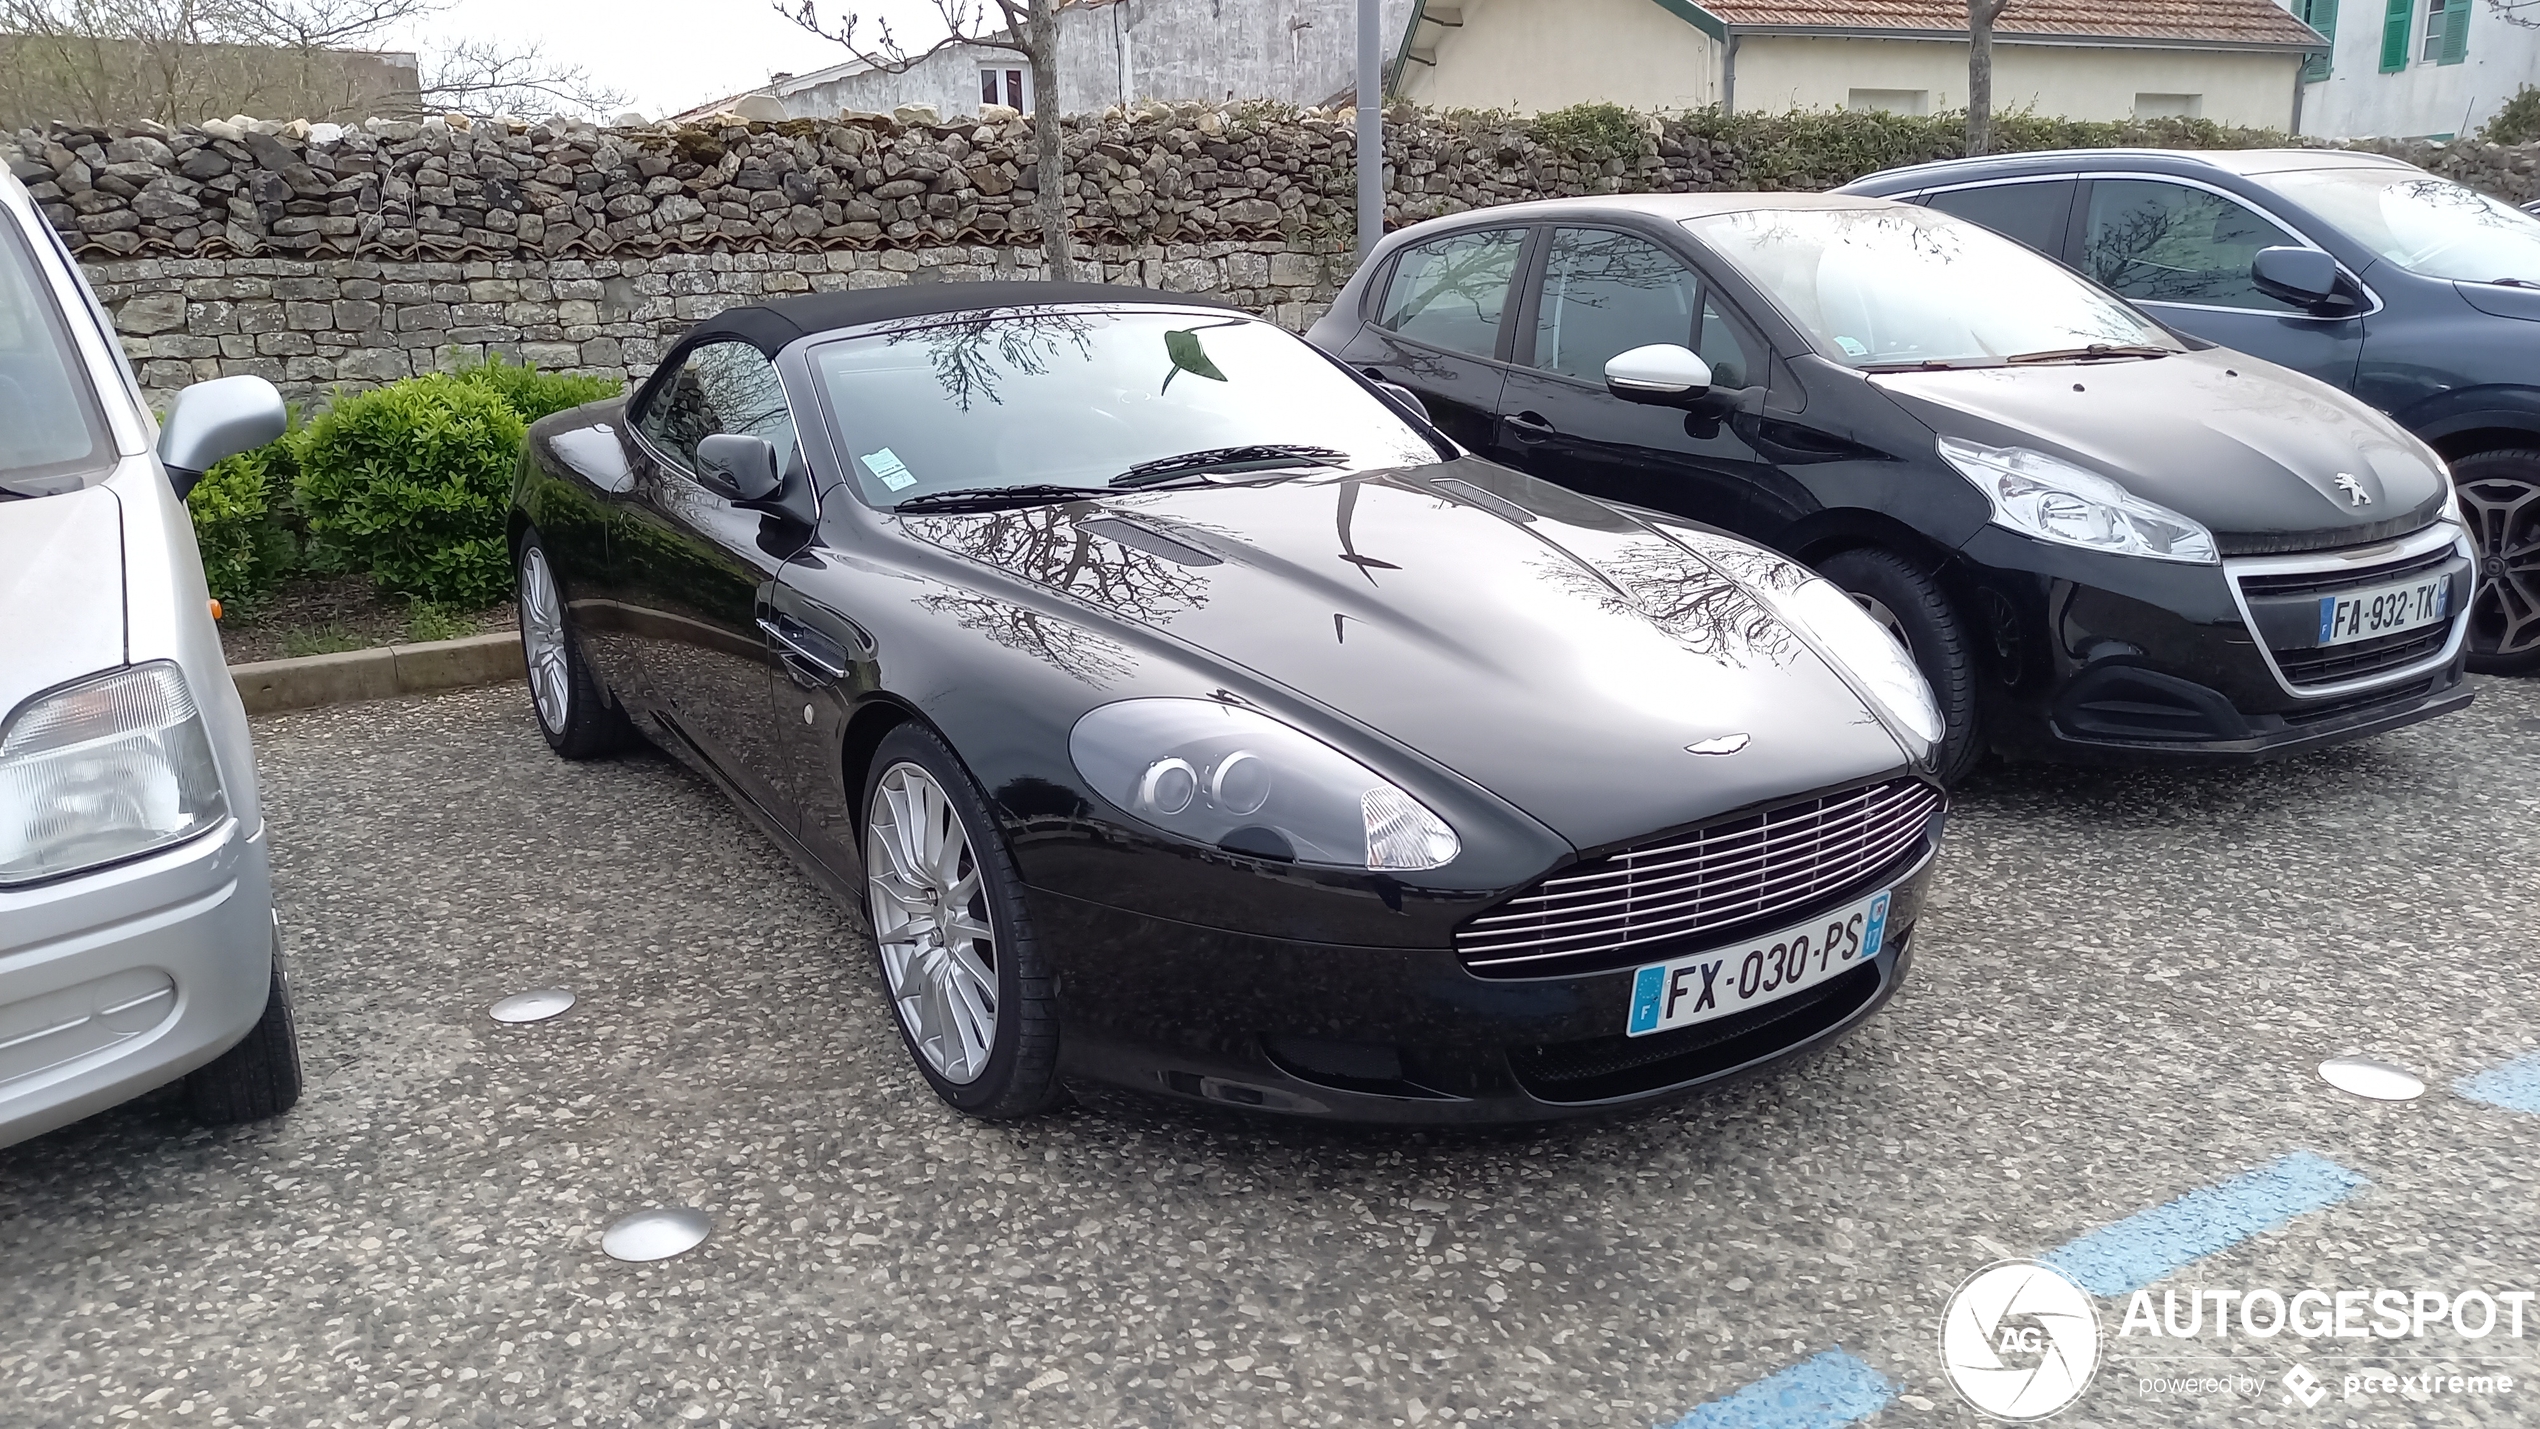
[1697,0,2323,47]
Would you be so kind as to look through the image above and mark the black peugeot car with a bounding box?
[1309,194,2476,783]
[1839,150,2540,674]
[509,283,1950,1123]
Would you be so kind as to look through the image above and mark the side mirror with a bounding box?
[1605,344,1713,407]
[1372,380,1430,425]
[159,375,285,500]
[696,430,817,525]
[2250,245,2340,308]
[696,432,781,503]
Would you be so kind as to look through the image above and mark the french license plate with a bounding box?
[1625,888,1891,1037]
[2319,575,2448,647]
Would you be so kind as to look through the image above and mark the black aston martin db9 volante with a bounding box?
[508,283,1949,1122]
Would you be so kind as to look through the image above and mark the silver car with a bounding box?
[0,169,301,1147]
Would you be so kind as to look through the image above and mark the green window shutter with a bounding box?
[2302,0,2339,82]
[2439,0,2470,63]
[2380,0,2414,71]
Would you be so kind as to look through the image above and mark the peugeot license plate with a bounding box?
[1625,888,1890,1037]
[2319,575,2448,647]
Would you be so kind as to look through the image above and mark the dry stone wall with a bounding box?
[7,105,2537,404]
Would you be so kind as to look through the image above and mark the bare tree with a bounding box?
[779,0,1070,280]
[1966,0,2009,155]
[0,0,620,128]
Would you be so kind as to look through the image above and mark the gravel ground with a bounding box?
[3,678,2536,1429]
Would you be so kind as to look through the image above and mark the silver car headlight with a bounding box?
[0,662,228,886]
[1938,436,2217,565]
[1069,698,1459,871]
[1766,578,1945,747]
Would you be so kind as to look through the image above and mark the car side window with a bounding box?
[1921,178,2077,257]
[635,339,802,481]
[2081,179,2305,312]
[1529,227,1762,390]
[1374,227,1526,359]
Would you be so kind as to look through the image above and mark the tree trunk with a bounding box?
[1967,0,2001,156]
[1026,0,1068,280]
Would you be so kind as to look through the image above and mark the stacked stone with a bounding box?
[2337,137,2539,206]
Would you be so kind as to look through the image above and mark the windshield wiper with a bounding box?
[1858,357,1999,373]
[1111,444,1347,488]
[2004,343,2173,364]
[891,484,1113,514]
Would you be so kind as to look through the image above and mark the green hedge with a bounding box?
[185,356,622,609]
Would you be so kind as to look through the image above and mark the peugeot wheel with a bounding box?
[1817,547,1984,785]
[517,534,638,758]
[861,723,1060,1118]
[2454,451,2540,675]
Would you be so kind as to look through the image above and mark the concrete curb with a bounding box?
[231,631,524,715]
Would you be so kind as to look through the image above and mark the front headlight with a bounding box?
[0,662,228,886]
[1938,437,2216,564]
[1765,578,1946,747]
[1069,698,1459,871]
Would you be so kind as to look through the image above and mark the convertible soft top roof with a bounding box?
[683,281,1238,358]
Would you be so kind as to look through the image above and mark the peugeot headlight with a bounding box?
[1764,578,1945,747]
[1938,437,2216,564]
[1069,698,1459,871]
[0,662,228,886]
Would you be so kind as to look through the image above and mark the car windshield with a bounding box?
[1682,204,2182,370]
[0,211,111,497]
[810,308,1440,507]
[2256,167,2540,285]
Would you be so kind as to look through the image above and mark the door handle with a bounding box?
[1504,411,1556,443]
[756,615,847,680]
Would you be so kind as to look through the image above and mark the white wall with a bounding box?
[2293,0,2540,138]
[754,0,1418,120]
[1394,0,1724,113]
[1733,36,2304,127]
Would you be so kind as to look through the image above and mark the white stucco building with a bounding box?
[2284,0,2540,138]
[680,0,1416,122]
[1391,0,2326,128]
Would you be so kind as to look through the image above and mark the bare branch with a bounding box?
[771,0,1025,70]
[419,36,626,119]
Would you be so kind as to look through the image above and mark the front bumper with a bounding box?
[1032,847,1934,1124]
[1962,524,2477,764]
[0,820,276,1149]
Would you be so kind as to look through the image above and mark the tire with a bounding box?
[186,935,303,1126]
[517,534,639,759]
[2453,450,2540,675]
[859,723,1061,1119]
[1815,546,1985,786]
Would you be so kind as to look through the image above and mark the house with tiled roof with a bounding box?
[1390,0,2329,128]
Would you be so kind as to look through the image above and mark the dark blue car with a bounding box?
[1841,150,2540,672]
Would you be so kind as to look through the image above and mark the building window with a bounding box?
[2296,0,2337,82]
[2422,0,2470,63]
[980,66,1030,110]
[1845,88,1928,116]
[2133,93,2203,120]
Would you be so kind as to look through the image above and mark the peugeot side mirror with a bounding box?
[158,375,285,500]
[1605,344,1713,407]
[1372,379,1431,425]
[2250,246,2340,308]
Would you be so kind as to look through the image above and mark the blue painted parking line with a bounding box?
[1660,1349,1895,1429]
[2456,1052,2540,1116]
[2041,1151,2369,1297]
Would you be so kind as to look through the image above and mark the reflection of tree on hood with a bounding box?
[905,504,1215,686]
[1530,533,1799,668]
[874,309,1098,413]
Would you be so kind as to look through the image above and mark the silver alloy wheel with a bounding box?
[2460,473,2540,659]
[1849,590,1914,660]
[866,761,999,1085]
[518,545,572,732]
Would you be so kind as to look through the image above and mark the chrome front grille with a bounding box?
[2225,525,2469,696]
[1457,778,1943,978]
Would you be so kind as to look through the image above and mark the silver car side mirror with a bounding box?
[159,375,286,499]
[1605,344,1713,407]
